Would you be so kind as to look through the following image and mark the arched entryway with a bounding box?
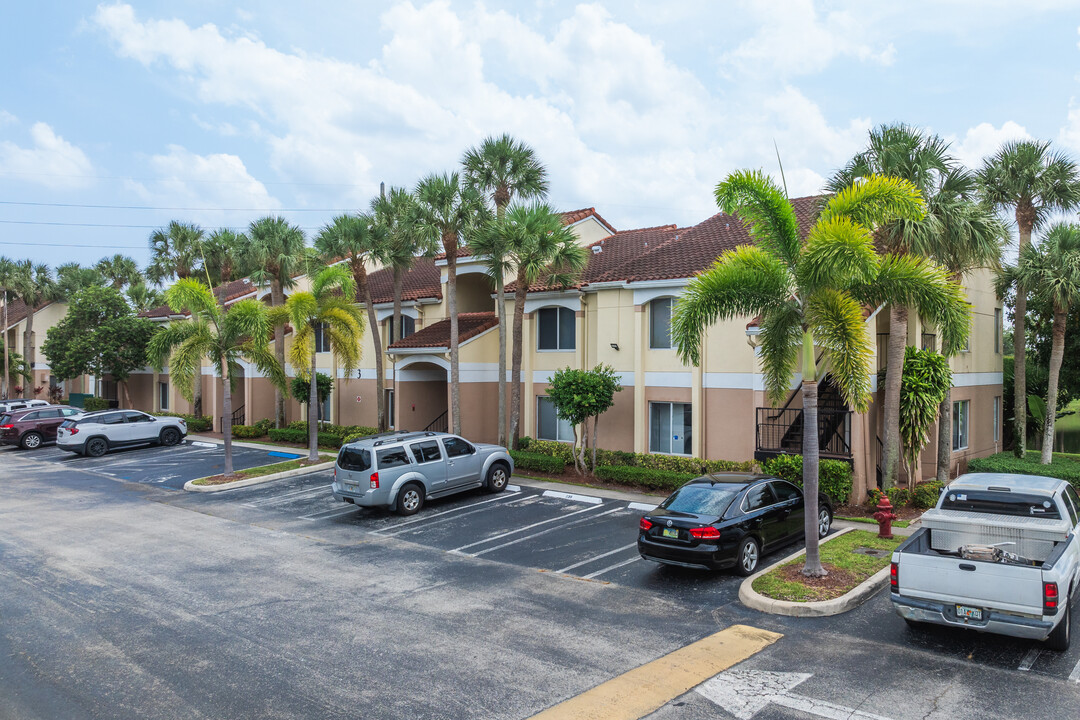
[395,357,449,432]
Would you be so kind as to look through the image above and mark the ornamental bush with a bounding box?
[594,465,697,492]
[268,427,345,448]
[911,481,945,509]
[759,454,854,505]
[156,412,212,432]
[524,440,752,475]
[509,450,566,474]
[230,424,264,439]
[967,452,1080,490]
[82,397,111,412]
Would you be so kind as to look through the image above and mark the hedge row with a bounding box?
[594,465,697,492]
[518,438,753,475]
[82,397,112,412]
[759,454,853,505]
[509,450,567,474]
[967,452,1080,490]
[268,427,347,448]
[230,424,265,439]
[157,412,213,432]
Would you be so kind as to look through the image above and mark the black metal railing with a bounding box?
[755,407,852,460]
[221,405,245,429]
[424,410,448,433]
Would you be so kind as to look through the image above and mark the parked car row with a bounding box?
[1,405,187,457]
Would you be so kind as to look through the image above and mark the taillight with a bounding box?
[688,526,721,540]
[0,424,12,430]
[370,472,379,489]
[639,518,653,532]
[1044,582,1059,615]
[69,427,79,435]
[890,562,899,592]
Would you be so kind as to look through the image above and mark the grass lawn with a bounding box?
[1055,399,1080,433]
[191,455,334,486]
[751,530,904,603]
[836,515,910,528]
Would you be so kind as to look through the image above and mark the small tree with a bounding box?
[898,346,952,486]
[547,364,622,473]
[291,373,333,425]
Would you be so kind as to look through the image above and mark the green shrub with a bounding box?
[287,421,376,440]
[517,436,532,450]
[594,465,697,492]
[253,418,275,434]
[509,450,566,474]
[268,427,345,448]
[527,439,577,464]
[157,412,212,432]
[230,424,264,439]
[759,454,854,504]
[967,452,1080,491]
[82,397,111,412]
[886,487,911,508]
[342,427,380,444]
[525,440,753,475]
[911,481,944,509]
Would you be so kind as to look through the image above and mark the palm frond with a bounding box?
[714,169,801,267]
[756,302,802,406]
[806,288,874,412]
[797,216,876,293]
[818,174,925,229]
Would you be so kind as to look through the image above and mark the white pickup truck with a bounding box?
[890,473,1080,651]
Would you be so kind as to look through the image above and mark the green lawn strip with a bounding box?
[836,515,910,528]
[191,455,334,486]
[751,530,904,603]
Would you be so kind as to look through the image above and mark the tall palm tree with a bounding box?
[463,135,550,445]
[269,265,365,462]
[202,229,251,304]
[979,140,1080,457]
[415,173,488,434]
[11,261,58,399]
[999,223,1080,464]
[314,214,388,431]
[829,123,964,488]
[0,256,14,398]
[503,203,589,448]
[147,280,285,475]
[95,254,141,289]
[372,187,434,351]
[248,216,307,428]
[673,171,970,576]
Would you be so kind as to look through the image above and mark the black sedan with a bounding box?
[637,473,833,576]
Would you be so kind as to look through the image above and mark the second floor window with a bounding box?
[387,315,416,344]
[537,307,575,351]
[314,322,330,353]
[650,297,673,349]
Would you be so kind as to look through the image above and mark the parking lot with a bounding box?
[0,438,297,489]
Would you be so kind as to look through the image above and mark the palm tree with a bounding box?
[829,123,968,488]
[414,173,488,434]
[95,254,141,289]
[372,187,434,352]
[503,203,589,448]
[202,229,251,304]
[998,223,1080,464]
[11,261,58,399]
[126,282,165,313]
[979,140,1080,457]
[314,213,388,431]
[147,280,285,475]
[248,216,307,428]
[56,262,105,298]
[0,256,14,398]
[672,171,970,576]
[146,221,205,285]
[269,265,365,462]
[463,135,550,445]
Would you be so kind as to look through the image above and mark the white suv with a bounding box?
[0,399,50,414]
[57,410,187,457]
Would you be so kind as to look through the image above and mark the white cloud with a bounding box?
[0,121,94,189]
[948,121,1032,169]
[0,110,16,126]
[1059,100,1080,155]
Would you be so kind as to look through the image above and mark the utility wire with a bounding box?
[0,200,354,212]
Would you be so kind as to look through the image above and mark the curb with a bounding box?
[512,476,666,507]
[186,433,316,454]
[738,527,891,617]
[184,461,335,493]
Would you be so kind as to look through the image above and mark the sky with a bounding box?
[3,1,1080,269]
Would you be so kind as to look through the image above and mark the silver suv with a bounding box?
[331,431,514,515]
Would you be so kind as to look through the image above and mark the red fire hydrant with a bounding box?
[873,495,898,539]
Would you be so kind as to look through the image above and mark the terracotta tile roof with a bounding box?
[387,312,497,350]
[139,277,258,319]
[362,257,442,305]
[2,298,54,330]
[435,207,618,261]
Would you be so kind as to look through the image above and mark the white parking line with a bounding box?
[555,543,639,574]
[1018,648,1041,671]
[542,490,602,505]
[299,504,361,520]
[468,507,623,558]
[371,491,524,536]
[581,556,640,579]
[627,502,656,512]
[242,484,331,507]
[191,441,217,448]
[506,484,520,492]
[1069,654,1080,684]
[449,503,605,554]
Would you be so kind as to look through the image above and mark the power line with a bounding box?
[0,240,145,249]
[0,219,322,230]
[0,200,355,212]
[0,170,368,188]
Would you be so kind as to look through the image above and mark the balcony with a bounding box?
[755,407,853,462]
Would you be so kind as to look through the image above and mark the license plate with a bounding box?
[344,484,358,493]
[956,604,982,620]
[662,528,679,539]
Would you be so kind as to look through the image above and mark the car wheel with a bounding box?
[485,462,509,493]
[20,432,43,450]
[1046,597,1071,652]
[818,507,833,538]
[395,483,424,517]
[735,537,761,576]
[86,438,109,458]
[160,427,181,446]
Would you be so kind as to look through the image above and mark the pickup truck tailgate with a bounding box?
[897,550,1044,615]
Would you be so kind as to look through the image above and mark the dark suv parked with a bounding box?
[0,406,83,449]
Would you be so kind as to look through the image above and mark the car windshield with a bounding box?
[659,484,741,516]
[338,447,371,472]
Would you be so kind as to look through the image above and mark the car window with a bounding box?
[338,447,371,472]
[60,419,78,428]
[1063,486,1080,527]
[99,412,126,425]
[36,409,62,419]
[410,441,442,464]
[442,437,474,458]
[21,411,41,421]
[659,484,741,516]
[124,411,152,423]
[743,483,777,512]
[61,408,80,417]
[376,447,411,469]
[0,414,10,425]
[769,481,801,503]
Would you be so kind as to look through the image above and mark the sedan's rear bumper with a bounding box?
[637,535,734,571]
[891,593,1055,641]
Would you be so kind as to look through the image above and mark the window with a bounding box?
[36,409,61,419]
[536,307,575,351]
[61,408,80,417]
[659,485,740,515]
[99,412,125,425]
[442,436,474,458]
[769,481,801,503]
[320,392,332,424]
[124,411,152,423]
[314,322,330,353]
[537,397,574,442]
[649,298,673,349]
[994,308,1002,354]
[22,411,41,421]
[387,315,415,344]
[952,399,969,451]
[385,389,395,429]
[1064,486,1080,528]
[338,447,371,472]
[159,381,169,411]
[376,447,410,469]
[410,440,442,464]
[743,483,777,512]
[993,396,1000,443]
[649,401,692,455]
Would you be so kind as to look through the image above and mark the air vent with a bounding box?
[592,245,603,254]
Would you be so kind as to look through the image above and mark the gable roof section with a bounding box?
[362,257,442,305]
[2,298,54,330]
[139,277,257,319]
[435,207,618,261]
[387,312,497,350]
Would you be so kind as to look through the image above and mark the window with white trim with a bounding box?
[158,381,169,411]
[387,315,415,344]
[650,401,692,455]
[537,396,574,442]
[536,307,575,351]
[314,322,330,353]
[649,298,673,349]
[385,389,395,429]
[994,308,1002,354]
[952,399,969,451]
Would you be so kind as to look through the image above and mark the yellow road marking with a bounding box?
[529,624,781,720]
